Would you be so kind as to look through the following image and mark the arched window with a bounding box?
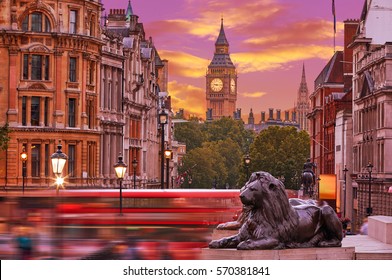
[22,12,51,32]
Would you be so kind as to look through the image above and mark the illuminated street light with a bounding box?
[244,154,251,180]
[164,149,172,189]
[20,147,27,194]
[114,153,127,215]
[158,110,168,189]
[51,141,67,194]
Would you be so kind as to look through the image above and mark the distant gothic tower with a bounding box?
[295,64,310,132]
[248,108,254,125]
[206,19,237,120]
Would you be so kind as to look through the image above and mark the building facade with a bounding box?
[350,0,392,225]
[98,2,172,189]
[0,0,170,190]
[206,19,237,120]
[0,0,103,189]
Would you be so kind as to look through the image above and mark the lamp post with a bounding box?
[20,147,27,194]
[366,162,373,216]
[51,141,68,195]
[343,165,348,217]
[159,110,168,189]
[164,149,172,189]
[132,157,138,189]
[114,153,127,216]
[244,154,251,180]
[316,176,321,200]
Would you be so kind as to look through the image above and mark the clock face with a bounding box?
[210,78,223,92]
[230,79,236,93]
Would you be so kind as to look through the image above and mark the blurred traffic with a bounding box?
[0,189,243,260]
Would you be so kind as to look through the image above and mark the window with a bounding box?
[21,12,51,32]
[23,54,50,81]
[31,55,42,80]
[87,99,94,129]
[23,55,28,80]
[22,96,27,126]
[31,97,40,126]
[45,144,49,177]
[44,97,49,126]
[31,12,42,32]
[68,145,76,177]
[70,10,77,34]
[68,98,76,127]
[31,144,41,178]
[69,57,77,82]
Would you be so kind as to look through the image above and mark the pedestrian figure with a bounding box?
[15,226,33,260]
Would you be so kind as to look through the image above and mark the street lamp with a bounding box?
[159,110,168,189]
[132,157,138,189]
[316,176,321,200]
[366,162,373,216]
[114,153,127,215]
[51,141,68,194]
[343,165,348,217]
[244,154,251,180]
[164,149,172,189]
[20,147,27,194]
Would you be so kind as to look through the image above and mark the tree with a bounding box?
[174,117,256,189]
[0,123,10,152]
[250,126,310,189]
[179,144,227,189]
[203,117,254,151]
[204,138,242,188]
[173,120,206,151]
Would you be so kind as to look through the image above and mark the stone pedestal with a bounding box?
[212,229,238,240]
[368,216,392,244]
[201,247,355,260]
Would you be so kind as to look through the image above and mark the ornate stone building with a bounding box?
[0,0,103,189]
[99,2,169,188]
[350,0,392,224]
[0,0,169,189]
[206,19,237,120]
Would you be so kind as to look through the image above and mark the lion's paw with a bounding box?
[208,240,220,248]
[237,240,253,250]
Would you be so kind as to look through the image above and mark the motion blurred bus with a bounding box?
[1,189,243,259]
[1,188,298,259]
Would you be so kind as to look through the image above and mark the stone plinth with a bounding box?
[368,216,392,244]
[212,229,238,240]
[201,247,355,260]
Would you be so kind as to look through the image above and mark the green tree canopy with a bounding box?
[179,144,227,189]
[173,120,206,151]
[249,126,310,189]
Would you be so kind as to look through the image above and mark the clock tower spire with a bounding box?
[206,18,237,120]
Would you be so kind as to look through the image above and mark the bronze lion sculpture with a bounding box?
[209,171,343,250]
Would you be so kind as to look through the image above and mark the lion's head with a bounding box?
[239,172,298,237]
[240,171,288,207]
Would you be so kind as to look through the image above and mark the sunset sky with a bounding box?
[102,0,364,121]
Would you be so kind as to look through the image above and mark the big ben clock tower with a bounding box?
[206,19,237,120]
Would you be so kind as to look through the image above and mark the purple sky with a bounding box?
[102,0,363,120]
